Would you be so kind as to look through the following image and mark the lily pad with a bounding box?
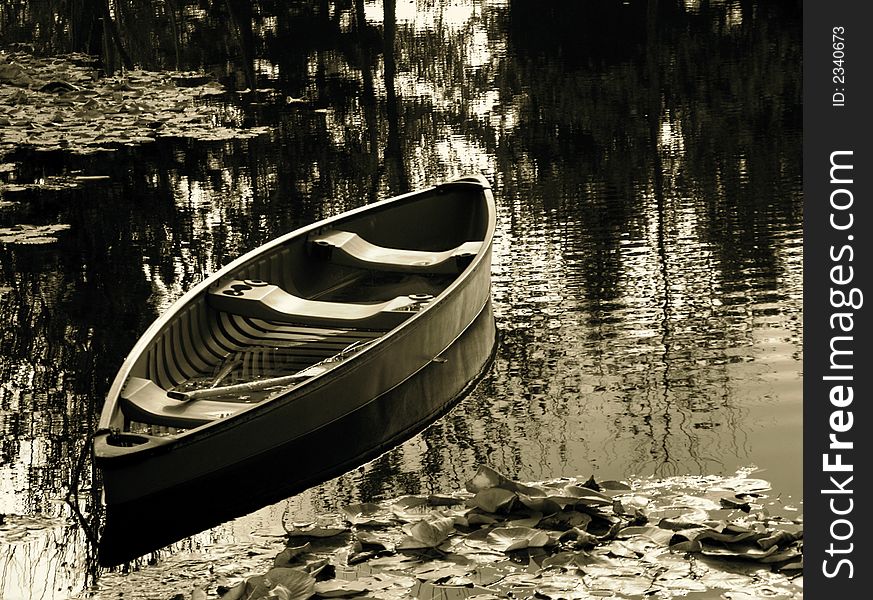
[0,223,70,245]
[340,503,390,526]
[757,529,802,550]
[398,515,455,549]
[467,487,516,514]
[486,527,553,552]
[244,568,315,600]
[0,50,270,160]
[411,580,497,600]
[204,465,802,600]
[273,543,312,568]
[617,525,676,546]
[313,579,370,597]
[285,524,348,539]
[464,465,511,493]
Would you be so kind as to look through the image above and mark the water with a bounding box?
[0,0,801,597]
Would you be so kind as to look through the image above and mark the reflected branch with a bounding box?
[225,0,257,91]
[383,0,408,192]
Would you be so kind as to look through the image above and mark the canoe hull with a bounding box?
[97,224,492,501]
[93,176,497,563]
[99,298,496,565]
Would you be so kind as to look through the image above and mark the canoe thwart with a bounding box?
[310,230,482,274]
[207,279,423,329]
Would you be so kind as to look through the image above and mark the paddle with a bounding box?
[167,364,330,401]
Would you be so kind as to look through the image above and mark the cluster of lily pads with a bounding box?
[189,465,802,600]
[0,223,71,245]
[0,50,271,160]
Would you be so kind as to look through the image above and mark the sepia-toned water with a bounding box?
[0,0,801,597]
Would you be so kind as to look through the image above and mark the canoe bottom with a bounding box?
[97,300,496,566]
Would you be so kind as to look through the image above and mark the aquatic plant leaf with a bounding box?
[616,525,675,546]
[392,496,454,522]
[671,494,722,511]
[668,539,702,553]
[556,527,600,547]
[356,530,394,551]
[460,511,500,526]
[539,510,591,530]
[518,485,612,513]
[286,524,348,538]
[535,572,588,597]
[616,495,650,511]
[720,497,752,512]
[503,511,543,529]
[398,516,455,549]
[560,485,613,506]
[411,581,497,599]
[713,477,771,495]
[658,509,711,530]
[599,480,632,491]
[486,527,553,552]
[777,557,803,572]
[757,547,802,564]
[262,584,299,599]
[244,575,271,599]
[464,465,510,493]
[0,223,71,244]
[757,529,802,550]
[517,494,563,514]
[259,568,315,599]
[468,487,516,513]
[341,502,389,526]
[313,579,370,597]
[691,527,763,545]
[699,540,779,560]
[393,496,428,511]
[466,565,506,586]
[219,582,246,600]
[273,543,312,567]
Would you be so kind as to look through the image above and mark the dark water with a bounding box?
[0,0,801,596]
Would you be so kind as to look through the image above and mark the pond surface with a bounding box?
[0,0,801,597]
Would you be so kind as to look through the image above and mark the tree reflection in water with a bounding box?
[0,0,800,596]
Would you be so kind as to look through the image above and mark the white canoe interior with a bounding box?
[117,230,484,431]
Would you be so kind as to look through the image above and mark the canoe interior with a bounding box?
[105,180,492,435]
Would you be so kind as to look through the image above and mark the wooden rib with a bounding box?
[222,315,371,352]
[178,304,217,370]
[146,293,389,397]
[160,332,185,387]
[168,320,200,379]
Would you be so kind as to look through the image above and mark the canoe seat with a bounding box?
[207,279,421,329]
[120,377,253,428]
[311,230,482,274]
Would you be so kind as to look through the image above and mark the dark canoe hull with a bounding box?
[98,298,496,565]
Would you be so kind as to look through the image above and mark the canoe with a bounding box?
[93,174,496,563]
